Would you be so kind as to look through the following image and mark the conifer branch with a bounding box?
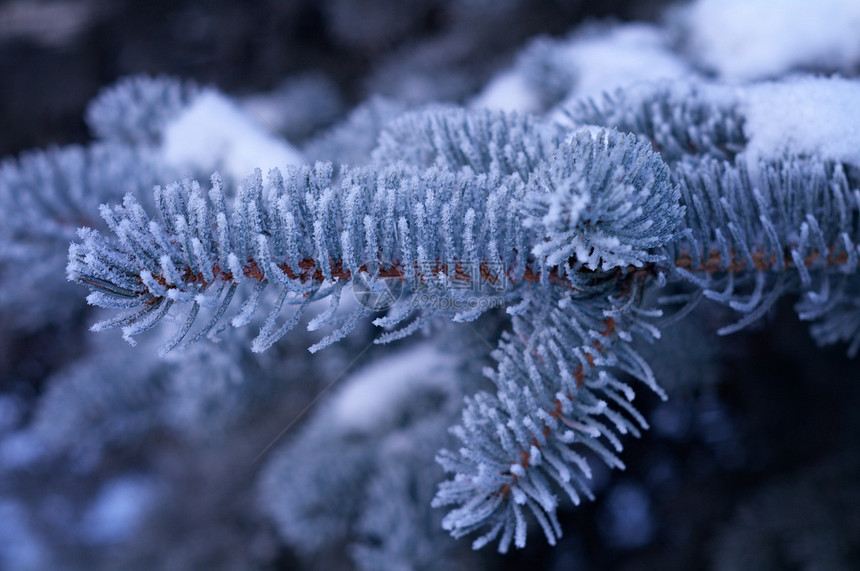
[64,104,860,552]
[68,125,679,354]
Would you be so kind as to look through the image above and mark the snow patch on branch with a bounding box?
[680,0,860,80]
[329,344,457,434]
[739,76,860,165]
[160,91,305,181]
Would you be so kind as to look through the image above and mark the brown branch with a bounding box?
[134,256,598,301]
[673,244,851,275]
[127,236,858,311]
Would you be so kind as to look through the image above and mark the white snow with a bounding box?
[472,24,691,116]
[739,76,860,165]
[160,91,305,181]
[680,0,860,80]
[328,344,456,433]
[81,476,158,544]
[471,68,542,114]
[553,24,692,103]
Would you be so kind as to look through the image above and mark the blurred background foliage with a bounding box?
[2,1,860,570]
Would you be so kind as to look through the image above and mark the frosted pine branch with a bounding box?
[67,160,534,353]
[434,288,664,552]
[68,124,680,354]
[64,101,860,553]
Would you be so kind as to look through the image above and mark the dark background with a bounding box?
[3,1,860,569]
[0,0,669,156]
